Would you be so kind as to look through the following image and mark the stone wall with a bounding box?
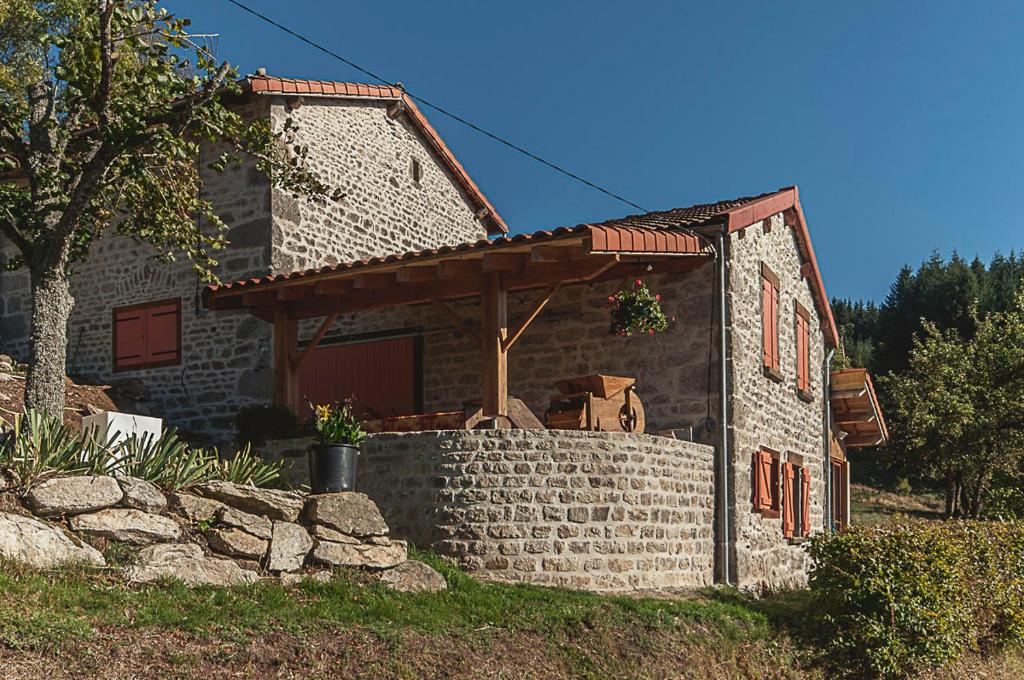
[267,98,489,273]
[725,212,827,589]
[356,429,716,591]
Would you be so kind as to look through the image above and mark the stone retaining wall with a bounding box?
[356,429,716,591]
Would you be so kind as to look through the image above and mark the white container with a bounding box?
[81,411,163,447]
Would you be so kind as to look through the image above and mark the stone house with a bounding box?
[0,75,887,591]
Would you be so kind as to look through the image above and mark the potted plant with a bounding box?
[308,400,365,493]
[607,279,672,337]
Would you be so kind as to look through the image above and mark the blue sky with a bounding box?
[177,1,1024,302]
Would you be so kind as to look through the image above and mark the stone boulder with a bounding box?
[117,476,167,514]
[168,492,224,523]
[309,523,360,544]
[303,493,389,538]
[125,543,259,586]
[70,508,181,545]
[26,475,123,516]
[266,521,313,573]
[378,560,447,593]
[311,538,406,570]
[0,511,105,569]
[194,481,303,522]
[216,506,272,540]
[206,527,268,560]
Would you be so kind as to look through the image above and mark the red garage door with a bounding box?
[296,337,419,419]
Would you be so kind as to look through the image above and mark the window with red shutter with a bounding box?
[753,448,781,518]
[795,303,811,397]
[782,462,796,538]
[761,264,780,376]
[112,298,181,371]
[801,467,812,537]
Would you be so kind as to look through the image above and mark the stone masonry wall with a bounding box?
[726,212,827,589]
[295,263,720,441]
[357,429,716,591]
[267,98,489,273]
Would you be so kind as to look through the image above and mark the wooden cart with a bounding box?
[545,374,645,433]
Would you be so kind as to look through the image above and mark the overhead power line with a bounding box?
[222,0,648,213]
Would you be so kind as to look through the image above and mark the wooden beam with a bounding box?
[482,252,527,272]
[278,286,309,301]
[292,312,338,371]
[800,262,814,280]
[843,435,884,448]
[830,388,867,400]
[257,255,623,320]
[432,299,481,348]
[314,279,352,295]
[396,266,439,283]
[272,307,298,411]
[481,272,508,419]
[530,244,587,263]
[503,282,561,351]
[243,291,278,307]
[353,273,397,289]
[440,260,481,280]
[834,412,876,427]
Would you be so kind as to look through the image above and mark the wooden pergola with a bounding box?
[204,224,714,424]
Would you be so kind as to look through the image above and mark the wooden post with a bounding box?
[481,272,508,420]
[273,306,298,411]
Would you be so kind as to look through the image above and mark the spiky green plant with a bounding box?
[212,444,282,487]
[0,410,117,488]
[117,429,216,492]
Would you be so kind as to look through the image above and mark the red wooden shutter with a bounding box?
[782,463,795,538]
[145,301,180,364]
[796,312,809,392]
[113,307,147,369]
[753,451,772,511]
[801,467,812,537]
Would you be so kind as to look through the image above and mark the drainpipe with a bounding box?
[717,231,731,586]
[823,349,835,532]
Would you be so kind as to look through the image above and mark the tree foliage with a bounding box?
[834,252,1024,511]
[0,1,338,415]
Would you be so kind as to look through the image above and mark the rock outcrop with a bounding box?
[26,476,123,516]
[378,560,447,593]
[303,492,389,537]
[0,511,105,569]
[194,481,303,521]
[2,470,444,591]
[70,508,181,545]
[125,543,259,586]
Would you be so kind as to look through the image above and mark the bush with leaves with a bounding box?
[607,279,671,337]
[809,521,1024,678]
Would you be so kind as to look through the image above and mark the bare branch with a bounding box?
[0,205,31,254]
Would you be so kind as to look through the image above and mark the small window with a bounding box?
[795,302,811,398]
[410,157,423,183]
[761,263,781,377]
[782,461,812,538]
[752,448,781,518]
[112,298,181,371]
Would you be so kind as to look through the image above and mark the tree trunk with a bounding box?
[23,252,74,417]
[944,470,957,518]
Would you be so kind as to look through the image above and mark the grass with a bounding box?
[849,483,944,525]
[0,551,819,679]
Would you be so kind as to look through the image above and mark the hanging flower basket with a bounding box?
[607,279,671,337]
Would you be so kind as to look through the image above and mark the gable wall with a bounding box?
[725,212,827,589]
[266,98,488,273]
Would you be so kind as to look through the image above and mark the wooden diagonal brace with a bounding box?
[292,312,338,371]
[432,299,481,348]
[503,282,561,352]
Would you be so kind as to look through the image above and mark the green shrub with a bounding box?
[809,521,1024,678]
[234,405,302,445]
